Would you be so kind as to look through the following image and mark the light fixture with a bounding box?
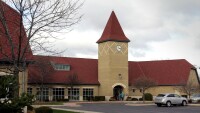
[118,74,122,79]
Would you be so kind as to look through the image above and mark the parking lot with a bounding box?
[52,103,200,113]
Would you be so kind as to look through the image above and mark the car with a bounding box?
[154,93,188,107]
[190,94,200,103]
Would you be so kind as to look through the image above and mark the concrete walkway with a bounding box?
[52,107,103,113]
[33,101,200,107]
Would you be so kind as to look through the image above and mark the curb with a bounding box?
[188,104,200,106]
[126,104,154,106]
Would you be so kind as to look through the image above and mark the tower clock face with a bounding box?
[116,45,121,51]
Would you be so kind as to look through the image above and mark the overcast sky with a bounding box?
[52,0,200,72]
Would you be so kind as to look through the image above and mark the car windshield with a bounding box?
[157,94,165,97]
[192,94,200,97]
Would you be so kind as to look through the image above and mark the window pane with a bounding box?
[83,88,94,101]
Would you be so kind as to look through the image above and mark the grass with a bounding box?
[53,109,80,113]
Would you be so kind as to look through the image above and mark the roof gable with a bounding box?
[96,11,130,43]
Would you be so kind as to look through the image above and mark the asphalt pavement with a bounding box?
[51,102,200,113]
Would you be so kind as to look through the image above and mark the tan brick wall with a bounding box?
[27,69,199,101]
[188,69,199,86]
[98,41,129,98]
[128,69,200,98]
[28,84,99,101]
[129,86,179,97]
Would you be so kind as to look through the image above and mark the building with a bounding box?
[0,1,198,101]
[28,11,199,101]
[0,1,33,97]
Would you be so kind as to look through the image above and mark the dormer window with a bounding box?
[54,64,70,71]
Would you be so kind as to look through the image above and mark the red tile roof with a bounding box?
[28,56,197,86]
[28,56,99,85]
[0,1,33,62]
[96,11,130,43]
[129,59,195,86]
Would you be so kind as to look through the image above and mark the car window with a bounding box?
[157,94,165,97]
[193,94,200,97]
[174,94,180,98]
[167,94,174,97]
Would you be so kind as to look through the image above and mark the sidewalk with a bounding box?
[33,101,154,108]
[125,101,154,106]
[53,108,103,113]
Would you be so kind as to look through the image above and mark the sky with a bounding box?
[52,0,200,73]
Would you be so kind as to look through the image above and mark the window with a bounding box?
[157,94,165,97]
[132,89,136,92]
[174,94,180,98]
[53,88,64,101]
[36,88,49,101]
[68,88,79,101]
[167,94,175,97]
[54,64,70,71]
[27,88,32,94]
[83,88,94,101]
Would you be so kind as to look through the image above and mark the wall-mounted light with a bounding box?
[118,74,122,79]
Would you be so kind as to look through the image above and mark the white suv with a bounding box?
[154,93,188,107]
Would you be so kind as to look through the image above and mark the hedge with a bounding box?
[94,96,105,101]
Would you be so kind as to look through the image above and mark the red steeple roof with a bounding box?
[97,11,130,43]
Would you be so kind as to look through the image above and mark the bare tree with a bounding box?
[67,72,78,100]
[176,80,200,99]
[132,76,156,103]
[28,56,54,101]
[0,0,83,96]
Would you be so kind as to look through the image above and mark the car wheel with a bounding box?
[182,100,187,106]
[166,101,171,107]
[157,104,161,107]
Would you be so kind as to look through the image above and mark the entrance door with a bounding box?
[113,85,123,101]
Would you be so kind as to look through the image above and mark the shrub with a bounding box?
[63,99,69,102]
[126,97,132,101]
[0,103,15,113]
[144,93,153,101]
[188,99,192,103]
[139,98,143,101]
[56,98,63,102]
[109,97,116,101]
[35,106,53,113]
[0,93,35,113]
[44,99,49,102]
[132,98,138,101]
[94,96,105,101]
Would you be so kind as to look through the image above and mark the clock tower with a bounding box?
[97,11,130,100]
